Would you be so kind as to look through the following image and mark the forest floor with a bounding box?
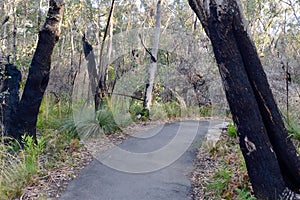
[192,130,255,199]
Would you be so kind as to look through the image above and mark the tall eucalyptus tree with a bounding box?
[143,0,163,110]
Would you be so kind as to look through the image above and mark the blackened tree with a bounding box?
[2,0,64,142]
[188,0,300,198]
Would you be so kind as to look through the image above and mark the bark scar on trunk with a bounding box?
[215,0,227,21]
[253,81,274,123]
[245,136,256,156]
[281,188,300,199]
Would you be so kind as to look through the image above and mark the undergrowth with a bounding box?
[0,132,81,199]
[283,114,300,157]
[284,114,300,140]
[130,100,214,121]
[195,113,300,199]
[193,128,255,200]
[0,94,142,198]
[0,94,82,199]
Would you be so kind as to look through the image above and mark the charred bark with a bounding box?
[8,0,64,142]
[0,64,21,138]
[188,0,299,198]
[82,35,98,110]
[232,12,300,190]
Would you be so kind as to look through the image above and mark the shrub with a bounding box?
[284,115,300,140]
[0,135,45,199]
[208,169,232,195]
[37,94,72,130]
[227,123,237,138]
[150,103,168,121]
[23,135,45,174]
[198,133,255,199]
[129,100,149,121]
[96,109,122,134]
[62,108,122,140]
[163,101,181,119]
[199,105,213,117]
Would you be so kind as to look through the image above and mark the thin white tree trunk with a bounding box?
[95,0,115,110]
[143,0,163,110]
[12,0,17,63]
[38,0,43,30]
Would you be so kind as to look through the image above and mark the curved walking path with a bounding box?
[60,120,224,200]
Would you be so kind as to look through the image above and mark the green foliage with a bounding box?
[129,101,149,121]
[0,155,29,199]
[208,169,232,195]
[37,94,72,130]
[201,134,255,199]
[0,122,83,199]
[59,118,79,139]
[0,135,46,199]
[22,135,45,174]
[96,109,122,134]
[199,105,213,117]
[110,101,133,128]
[284,115,300,140]
[42,130,81,169]
[150,101,183,121]
[64,108,122,140]
[228,123,237,138]
[0,142,24,199]
[163,101,181,119]
[150,104,168,121]
[235,188,256,200]
[150,103,214,120]
[0,94,86,199]
[108,65,116,80]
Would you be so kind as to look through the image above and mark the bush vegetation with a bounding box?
[0,95,80,199]
[195,113,300,199]
[5,91,297,199]
[193,128,255,200]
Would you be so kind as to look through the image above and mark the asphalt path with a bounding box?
[60,120,214,200]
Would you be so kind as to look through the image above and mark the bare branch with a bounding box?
[138,33,157,63]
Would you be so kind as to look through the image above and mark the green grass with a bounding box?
[64,107,123,140]
[37,94,72,132]
[284,115,300,140]
[97,109,122,134]
[163,102,181,119]
[200,134,255,199]
[0,135,45,199]
[208,169,232,195]
[0,94,81,199]
[235,188,256,200]
[150,103,214,120]
[227,123,237,138]
[0,129,83,199]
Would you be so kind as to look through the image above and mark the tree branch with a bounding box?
[138,33,157,63]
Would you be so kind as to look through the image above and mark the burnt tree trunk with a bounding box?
[82,35,98,110]
[0,64,21,138]
[232,13,300,190]
[188,0,300,198]
[7,0,64,142]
